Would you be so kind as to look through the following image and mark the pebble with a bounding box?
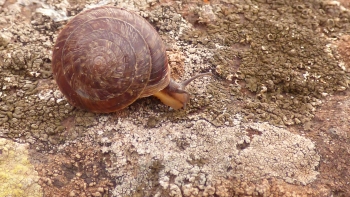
[188,48,197,54]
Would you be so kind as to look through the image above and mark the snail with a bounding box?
[51,6,211,113]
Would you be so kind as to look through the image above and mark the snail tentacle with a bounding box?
[153,72,212,109]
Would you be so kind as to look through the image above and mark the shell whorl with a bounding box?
[52,6,169,113]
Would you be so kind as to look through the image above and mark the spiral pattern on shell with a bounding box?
[52,6,169,113]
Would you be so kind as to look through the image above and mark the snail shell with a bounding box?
[52,6,210,113]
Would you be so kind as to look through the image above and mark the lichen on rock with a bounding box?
[0,138,42,197]
[1,0,349,196]
[180,0,350,126]
[93,116,320,196]
[233,122,320,186]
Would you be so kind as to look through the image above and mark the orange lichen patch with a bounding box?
[227,178,329,196]
[203,0,210,4]
[167,50,185,80]
[32,142,114,197]
[335,35,350,71]
[296,90,350,196]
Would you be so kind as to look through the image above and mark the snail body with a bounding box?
[52,6,210,113]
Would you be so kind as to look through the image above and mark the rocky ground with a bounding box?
[0,0,350,196]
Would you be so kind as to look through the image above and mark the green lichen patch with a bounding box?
[180,0,350,126]
[0,138,42,197]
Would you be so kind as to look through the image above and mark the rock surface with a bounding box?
[0,0,350,196]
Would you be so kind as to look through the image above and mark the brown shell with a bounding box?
[52,6,169,113]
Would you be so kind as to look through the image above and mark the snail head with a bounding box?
[153,72,212,109]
